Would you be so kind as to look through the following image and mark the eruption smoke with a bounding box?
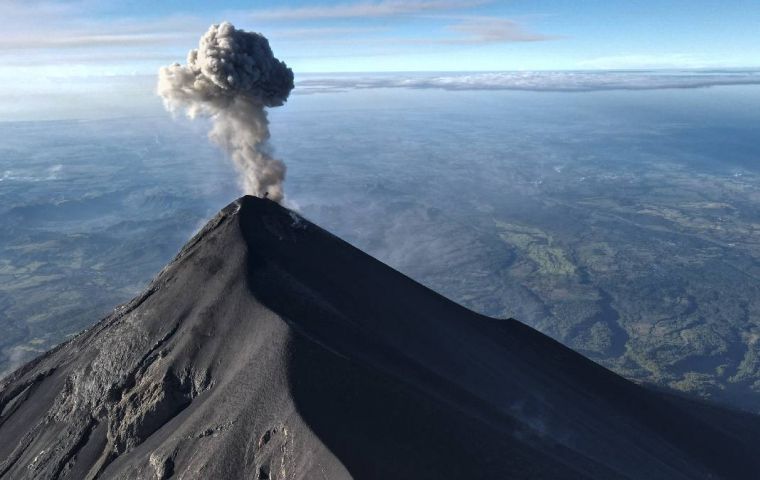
[158,22,294,202]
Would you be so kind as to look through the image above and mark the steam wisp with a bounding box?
[158,22,294,202]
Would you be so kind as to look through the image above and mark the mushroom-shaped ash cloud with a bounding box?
[158,22,294,202]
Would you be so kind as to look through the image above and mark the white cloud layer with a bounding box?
[446,18,556,44]
[296,71,760,93]
[247,0,488,20]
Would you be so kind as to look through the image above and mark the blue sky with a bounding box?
[1,0,758,119]
[2,0,759,74]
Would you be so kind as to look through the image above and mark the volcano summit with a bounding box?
[0,196,758,479]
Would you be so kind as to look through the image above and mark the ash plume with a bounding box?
[158,22,294,202]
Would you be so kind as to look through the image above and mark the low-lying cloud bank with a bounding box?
[296,70,760,93]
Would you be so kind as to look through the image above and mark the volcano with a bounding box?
[1,196,759,479]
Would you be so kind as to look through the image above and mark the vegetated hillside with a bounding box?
[1,195,759,479]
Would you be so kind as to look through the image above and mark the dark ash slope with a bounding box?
[1,195,759,479]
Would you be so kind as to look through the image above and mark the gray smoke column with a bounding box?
[158,22,294,202]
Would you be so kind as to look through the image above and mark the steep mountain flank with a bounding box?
[1,196,759,479]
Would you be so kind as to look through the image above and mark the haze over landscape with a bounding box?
[1,1,759,478]
[4,77,759,412]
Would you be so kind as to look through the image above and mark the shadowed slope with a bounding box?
[1,196,759,479]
